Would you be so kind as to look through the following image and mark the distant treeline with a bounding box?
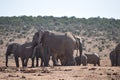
[0,16,120,42]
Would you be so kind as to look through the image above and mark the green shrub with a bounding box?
[0,39,3,45]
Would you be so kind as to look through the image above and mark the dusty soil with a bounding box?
[0,65,120,80]
[0,35,120,80]
[0,56,120,80]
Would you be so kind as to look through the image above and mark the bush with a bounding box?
[9,38,15,42]
[98,46,103,52]
[0,39,3,45]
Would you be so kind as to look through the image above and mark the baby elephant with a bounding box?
[85,53,100,66]
[75,54,87,66]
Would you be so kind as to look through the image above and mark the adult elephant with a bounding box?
[109,50,116,66]
[114,43,120,66]
[5,43,20,67]
[5,42,35,67]
[32,43,47,67]
[32,30,82,66]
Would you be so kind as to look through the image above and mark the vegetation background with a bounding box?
[0,16,120,80]
[0,16,120,52]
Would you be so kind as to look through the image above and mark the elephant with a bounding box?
[114,43,120,66]
[75,54,87,66]
[33,43,62,66]
[32,44,49,67]
[5,42,35,67]
[84,53,100,66]
[14,42,35,67]
[32,30,82,66]
[5,43,20,67]
[109,50,116,66]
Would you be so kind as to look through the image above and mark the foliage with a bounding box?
[0,39,3,45]
[0,16,120,42]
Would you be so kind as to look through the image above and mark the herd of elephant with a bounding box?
[5,30,120,67]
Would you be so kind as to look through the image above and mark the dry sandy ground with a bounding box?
[0,37,119,80]
[0,58,120,80]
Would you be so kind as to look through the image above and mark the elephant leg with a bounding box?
[15,57,19,67]
[94,64,96,66]
[24,58,29,67]
[6,55,8,67]
[111,59,114,66]
[59,57,66,66]
[44,58,49,67]
[43,48,50,67]
[52,56,60,66]
[116,53,118,66]
[64,49,76,66]
[83,64,86,66]
[117,54,120,66]
[31,58,34,67]
[21,58,25,67]
[41,58,44,67]
[98,61,100,66]
[65,55,75,66]
[83,61,86,66]
[36,57,39,67]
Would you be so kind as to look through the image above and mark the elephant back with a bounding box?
[115,43,120,53]
[12,43,20,52]
[15,42,33,58]
[6,43,19,56]
[85,53,99,64]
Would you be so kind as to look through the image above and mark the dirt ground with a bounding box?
[0,56,120,80]
[0,37,120,80]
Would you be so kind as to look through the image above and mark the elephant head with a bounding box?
[32,30,44,48]
[5,43,19,67]
[32,30,50,66]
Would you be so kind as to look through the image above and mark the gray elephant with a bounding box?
[32,30,82,66]
[32,43,48,67]
[114,43,120,66]
[75,54,87,66]
[5,43,20,67]
[5,42,35,67]
[109,50,116,66]
[84,53,100,66]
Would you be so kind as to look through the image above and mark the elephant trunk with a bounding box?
[32,47,37,59]
[79,42,82,56]
[5,54,8,67]
[79,40,82,65]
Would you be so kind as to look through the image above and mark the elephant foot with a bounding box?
[36,65,38,67]
[65,61,75,66]
[53,63,61,66]
[16,65,19,68]
[29,66,34,68]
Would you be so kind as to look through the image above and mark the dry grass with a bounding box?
[0,29,119,80]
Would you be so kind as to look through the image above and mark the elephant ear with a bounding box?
[12,43,18,53]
